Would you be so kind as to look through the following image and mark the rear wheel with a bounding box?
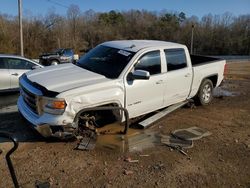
[51,60,59,65]
[195,79,213,105]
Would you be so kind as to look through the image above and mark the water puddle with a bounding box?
[94,123,213,155]
[95,123,160,153]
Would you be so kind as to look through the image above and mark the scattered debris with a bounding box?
[35,180,50,188]
[161,126,212,156]
[171,126,211,141]
[244,139,250,148]
[124,157,139,163]
[161,137,189,156]
[218,158,224,162]
[139,154,150,157]
[174,146,188,156]
[123,170,133,175]
[150,163,165,171]
[75,132,97,150]
[161,135,193,149]
[74,115,97,150]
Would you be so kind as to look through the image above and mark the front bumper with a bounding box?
[18,96,74,138]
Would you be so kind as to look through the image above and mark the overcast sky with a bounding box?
[1,0,250,18]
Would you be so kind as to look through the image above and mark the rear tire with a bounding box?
[51,60,59,65]
[195,79,213,105]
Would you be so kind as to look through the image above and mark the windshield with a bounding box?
[53,49,63,54]
[77,45,135,79]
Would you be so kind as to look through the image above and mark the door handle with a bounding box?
[156,80,163,84]
[185,73,191,77]
[11,73,19,76]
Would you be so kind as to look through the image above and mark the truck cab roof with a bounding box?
[102,40,186,52]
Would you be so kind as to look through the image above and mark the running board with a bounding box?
[138,100,189,128]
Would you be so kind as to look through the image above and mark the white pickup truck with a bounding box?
[18,40,226,138]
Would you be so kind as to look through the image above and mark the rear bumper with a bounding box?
[17,96,74,138]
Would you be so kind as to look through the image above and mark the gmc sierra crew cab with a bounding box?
[17,40,226,138]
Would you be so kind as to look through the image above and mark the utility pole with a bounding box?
[190,24,194,54]
[18,0,24,56]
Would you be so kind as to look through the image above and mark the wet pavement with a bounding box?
[213,87,239,97]
[0,91,43,142]
[0,91,19,107]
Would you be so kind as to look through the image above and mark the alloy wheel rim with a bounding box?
[202,84,212,102]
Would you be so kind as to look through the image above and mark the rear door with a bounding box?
[125,50,166,118]
[163,48,192,106]
[0,58,11,90]
[7,58,35,89]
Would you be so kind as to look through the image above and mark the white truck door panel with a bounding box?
[126,75,165,118]
[163,48,192,106]
[125,50,165,118]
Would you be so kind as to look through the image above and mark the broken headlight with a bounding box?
[42,97,66,115]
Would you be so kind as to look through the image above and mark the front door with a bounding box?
[7,58,34,89]
[125,50,165,118]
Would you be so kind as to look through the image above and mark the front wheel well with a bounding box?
[75,103,122,128]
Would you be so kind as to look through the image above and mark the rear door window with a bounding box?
[164,49,187,71]
[0,58,8,69]
[135,51,161,75]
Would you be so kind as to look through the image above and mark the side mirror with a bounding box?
[31,65,41,70]
[130,70,150,80]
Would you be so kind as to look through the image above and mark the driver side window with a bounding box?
[134,51,161,75]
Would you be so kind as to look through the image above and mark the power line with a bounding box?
[18,0,23,56]
[47,0,69,9]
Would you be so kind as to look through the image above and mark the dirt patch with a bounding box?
[1,61,250,187]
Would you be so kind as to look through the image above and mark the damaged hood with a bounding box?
[25,63,109,93]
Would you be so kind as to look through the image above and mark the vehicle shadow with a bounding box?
[0,91,19,107]
[0,111,45,142]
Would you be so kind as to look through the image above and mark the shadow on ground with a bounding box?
[0,111,45,142]
[0,91,19,107]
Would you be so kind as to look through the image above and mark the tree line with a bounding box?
[0,5,249,58]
